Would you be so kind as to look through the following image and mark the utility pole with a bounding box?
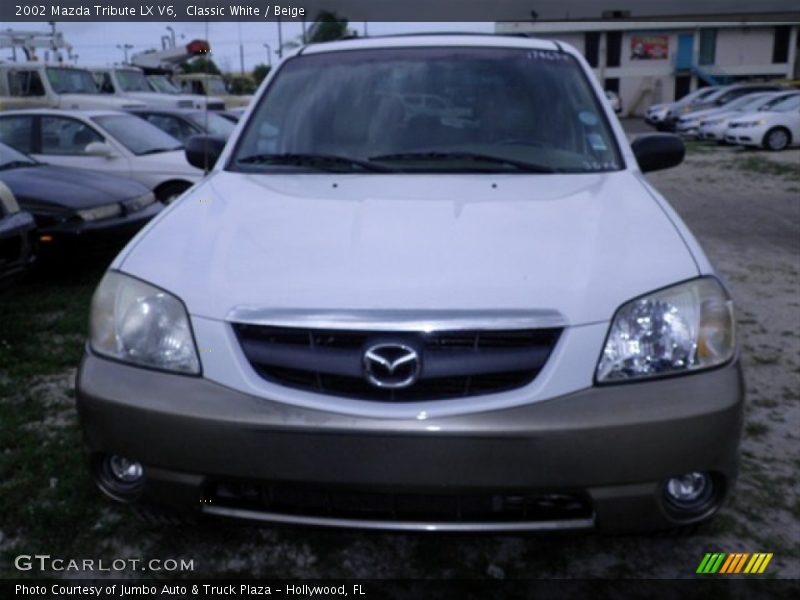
[263,43,272,66]
[116,43,133,64]
[276,17,283,59]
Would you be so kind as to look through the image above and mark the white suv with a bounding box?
[76,35,742,533]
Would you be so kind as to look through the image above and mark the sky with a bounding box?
[8,21,494,73]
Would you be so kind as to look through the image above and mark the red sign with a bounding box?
[630,35,669,60]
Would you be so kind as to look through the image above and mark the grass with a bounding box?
[727,155,800,181]
[0,250,126,569]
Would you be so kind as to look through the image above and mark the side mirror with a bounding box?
[631,134,685,173]
[84,142,114,158]
[185,135,226,171]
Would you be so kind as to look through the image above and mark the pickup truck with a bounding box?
[0,63,144,111]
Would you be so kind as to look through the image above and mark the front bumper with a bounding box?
[76,353,745,533]
[725,126,764,147]
[36,202,163,242]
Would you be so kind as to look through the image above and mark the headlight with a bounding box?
[738,120,766,128]
[597,278,734,383]
[77,203,122,222]
[124,192,156,213]
[90,271,200,374]
[0,181,20,214]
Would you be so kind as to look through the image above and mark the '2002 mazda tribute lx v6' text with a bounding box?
[76,35,742,533]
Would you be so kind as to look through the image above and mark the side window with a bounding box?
[145,115,195,142]
[191,81,204,95]
[93,73,115,94]
[0,116,35,153]
[41,117,103,155]
[8,70,45,97]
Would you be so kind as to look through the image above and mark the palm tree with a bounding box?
[281,11,351,52]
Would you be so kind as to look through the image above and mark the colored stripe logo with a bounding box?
[697,553,773,574]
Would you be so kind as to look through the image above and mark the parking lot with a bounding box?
[0,121,798,580]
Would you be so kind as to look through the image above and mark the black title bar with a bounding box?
[3,0,800,22]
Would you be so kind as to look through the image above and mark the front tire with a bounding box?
[763,127,791,151]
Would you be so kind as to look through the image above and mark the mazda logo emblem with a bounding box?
[362,343,421,389]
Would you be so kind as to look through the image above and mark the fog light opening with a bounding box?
[663,471,716,517]
[109,455,144,483]
[95,454,145,501]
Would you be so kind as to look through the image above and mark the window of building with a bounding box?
[604,78,620,93]
[606,31,622,67]
[698,29,717,66]
[772,26,791,64]
[674,76,691,100]
[584,32,600,67]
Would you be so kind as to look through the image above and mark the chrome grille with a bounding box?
[233,324,561,402]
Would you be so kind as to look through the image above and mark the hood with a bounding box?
[124,92,195,108]
[0,164,150,211]
[120,171,699,326]
[678,106,726,122]
[57,94,145,110]
[729,110,782,125]
[133,150,204,180]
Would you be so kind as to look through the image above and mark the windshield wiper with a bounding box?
[237,152,396,173]
[139,146,183,155]
[369,151,558,173]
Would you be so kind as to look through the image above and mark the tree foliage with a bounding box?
[181,56,221,75]
[252,64,271,85]
[307,12,350,43]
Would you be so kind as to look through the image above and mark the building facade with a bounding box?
[495,21,800,115]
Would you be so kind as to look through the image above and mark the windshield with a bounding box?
[232,47,622,174]
[116,70,152,92]
[679,87,718,105]
[187,111,236,138]
[724,93,767,111]
[147,75,181,94]
[765,94,800,112]
[207,78,227,95]
[92,115,182,155]
[0,141,37,169]
[46,68,98,94]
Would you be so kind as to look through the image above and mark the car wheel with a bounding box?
[155,181,192,204]
[763,127,791,151]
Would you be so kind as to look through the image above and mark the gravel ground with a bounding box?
[1,128,798,581]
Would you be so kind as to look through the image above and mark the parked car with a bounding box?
[77,35,740,534]
[664,83,785,130]
[174,73,252,109]
[645,86,722,130]
[725,93,800,150]
[128,108,236,143]
[0,63,146,111]
[698,91,800,142]
[676,91,792,138]
[605,90,622,114]
[0,180,36,285]
[0,110,203,202]
[91,66,207,110]
[0,140,162,247]
[146,74,226,111]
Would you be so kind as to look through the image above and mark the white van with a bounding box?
[90,66,202,109]
[0,63,145,111]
